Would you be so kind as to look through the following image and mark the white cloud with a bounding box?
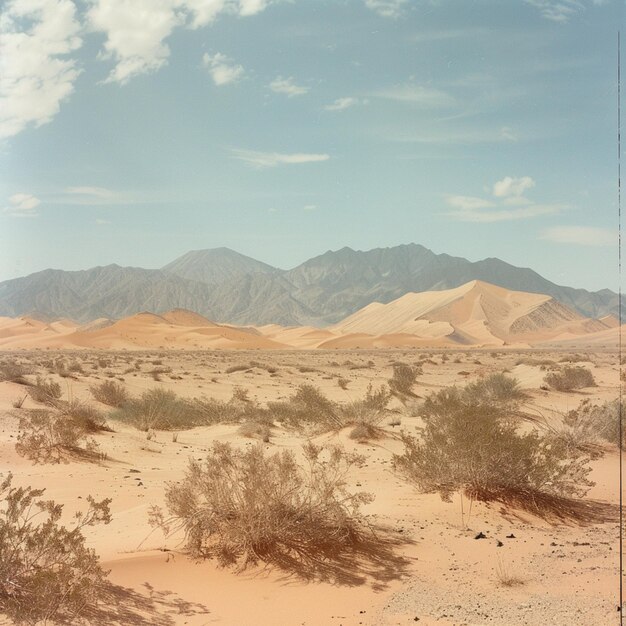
[231,148,330,168]
[375,84,455,108]
[87,0,279,85]
[303,204,317,211]
[87,0,184,85]
[365,0,408,18]
[446,196,496,211]
[202,52,244,85]
[269,76,309,97]
[0,0,82,140]
[449,203,563,223]
[525,0,605,22]
[324,97,362,112]
[4,193,41,216]
[95,218,111,224]
[540,226,615,246]
[492,176,535,198]
[446,177,564,222]
[65,186,115,198]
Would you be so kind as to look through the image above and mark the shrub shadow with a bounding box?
[496,492,619,526]
[252,526,415,590]
[82,581,210,626]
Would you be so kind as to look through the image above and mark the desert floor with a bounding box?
[0,348,623,625]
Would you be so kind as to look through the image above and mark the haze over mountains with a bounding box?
[0,244,621,327]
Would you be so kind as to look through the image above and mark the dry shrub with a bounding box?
[544,366,596,391]
[15,409,101,464]
[0,473,111,625]
[28,376,62,405]
[393,377,593,510]
[549,398,625,455]
[341,384,392,441]
[150,442,372,570]
[0,361,32,385]
[388,363,421,398]
[495,558,525,587]
[463,373,527,406]
[112,388,191,431]
[89,380,129,408]
[59,399,109,433]
[237,421,271,442]
[268,384,343,432]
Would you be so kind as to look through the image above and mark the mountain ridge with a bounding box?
[0,244,620,325]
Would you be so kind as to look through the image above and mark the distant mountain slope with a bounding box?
[0,265,217,323]
[0,244,621,326]
[283,244,621,324]
[162,247,277,285]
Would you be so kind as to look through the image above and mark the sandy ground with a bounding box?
[0,348,623,625]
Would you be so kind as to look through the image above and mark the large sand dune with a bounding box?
[0,281,620,351]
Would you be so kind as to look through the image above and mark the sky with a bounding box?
[0,0,623,292]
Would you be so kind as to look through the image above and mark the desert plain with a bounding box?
[0,328,622,626]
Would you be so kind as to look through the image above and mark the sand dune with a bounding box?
[0,284,618,351]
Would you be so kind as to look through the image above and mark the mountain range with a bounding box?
[0,244,620,326]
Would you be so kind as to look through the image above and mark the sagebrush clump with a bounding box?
[15,409,101,464]
[89,380,129,408]
[544,366,596,392]
[393,375,593,510]
[0,473,111,625]
[150,442,373,570]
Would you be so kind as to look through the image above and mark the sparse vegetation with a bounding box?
[0,473,111,625]
[388,363,421,398]
[112,388,191,431]
[0,361,32,385]
[15,409,102,464]
[89,380,129,407]
[393,376,593,511]
[544,366,596,392]
[28,376,62,405]
[150,442,373,570]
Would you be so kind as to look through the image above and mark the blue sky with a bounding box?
[0,0,622,291]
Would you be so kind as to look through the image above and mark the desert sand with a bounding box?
[0,343,622,625]
[0,282,620,352]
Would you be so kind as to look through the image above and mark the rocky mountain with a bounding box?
[162,247,277,285]
[0,265,216,323]
[0,244,621,326]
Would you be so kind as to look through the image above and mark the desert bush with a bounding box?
[28,376,62,405]
[268,384,343,432]
[393,381,593,509]
[463,373,527,406]
[0,473,111,625]
[550,398,625,454]
[340,384,392,440]
[59,399,109,433]
[112,388,191,431]
[238,421,271,442]
[388,363,421,397]
[15,409,101,464]
[544,366,596,392]
[150,442,372,569]
[89,380,129,408]
[337,377,349,390]
[0,361,32,385]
